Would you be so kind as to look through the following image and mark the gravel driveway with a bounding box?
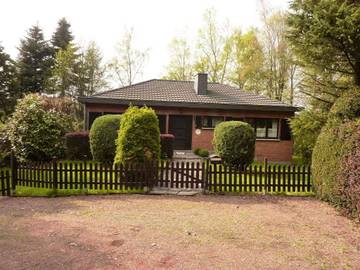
[0,195,359,269]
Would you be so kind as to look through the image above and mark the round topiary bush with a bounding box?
[312,87,360,206]
[89,114,121,162]
[213,121,255,166]
[8,94,73,161]
[114,106,160,166]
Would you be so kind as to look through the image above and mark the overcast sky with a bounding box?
[1,0,289,84]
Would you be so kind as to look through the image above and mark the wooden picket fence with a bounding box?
[0,157,312,196]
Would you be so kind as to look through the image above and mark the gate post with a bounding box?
[52,157,58,191]
[10,152,17,196]
[202,159,209,194]
[264,158,268,195]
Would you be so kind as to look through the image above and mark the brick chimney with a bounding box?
[194,73,208,95]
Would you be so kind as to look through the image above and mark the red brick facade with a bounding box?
[84,103,294,162]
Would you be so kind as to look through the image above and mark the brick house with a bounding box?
[79,73,298,162]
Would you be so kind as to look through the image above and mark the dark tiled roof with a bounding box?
[79,79,298,112]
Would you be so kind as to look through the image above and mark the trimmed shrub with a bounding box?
[8,94,73,161]
[338,127,360,220]
[89,114,121,162]
[160,134,175,159]
[213,121,255,166]
[193,147,209,158]
[114,106,160,166]
[312,87,360,205]
[65,131,91,160]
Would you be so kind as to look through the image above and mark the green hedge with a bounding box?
[312,87,360,207]
[65,131,91,160]
[213,121,255,166]
[194,148,209,158]
[89,114,121,162]
[114,106,160,166]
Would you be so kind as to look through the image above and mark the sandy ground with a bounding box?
[0,194,359,270]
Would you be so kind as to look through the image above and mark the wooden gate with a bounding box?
[156,161,206,189]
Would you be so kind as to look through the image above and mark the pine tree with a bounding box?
[0,44,18,118]
[17,25,53,93]
[51,18,74,52]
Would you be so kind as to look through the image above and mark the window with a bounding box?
[250,118,279,139]
[200,116,224,129]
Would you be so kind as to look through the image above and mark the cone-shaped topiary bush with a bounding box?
[89,114,121,162]
[213,121,255,166]
[114,106,160,166]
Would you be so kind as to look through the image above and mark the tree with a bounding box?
[194,8,232,83]
[47,44,78,97]
[17,25,53,93]
[163,37,193,81]
[227,28,265,94]
[52,18,74,52]
[260,9,295,102]
[108,29,148,87]
[77,41,107,96]
[287,0,360,87]
[0,44,18,119]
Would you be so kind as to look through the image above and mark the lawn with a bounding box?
[0,195,359,269]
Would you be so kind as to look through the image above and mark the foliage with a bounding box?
[213,121,255,166]
[89,114,121,162]
[160,134,175,159]
[290,109,328,165]
[0,123,11,166]
[8,94,73,161]
[0,44,19,119]
[77,41,107,96]
[193,147,209,158]
[17,25,53,93]
[338,127,360,220]
[163,38,194,81]
[312,87,360,204]
[194,8,232,83]
[108,29,148,86]
[287,0,360,86]
[65,131,91,160]
[114,106,160,165]
[228,28,265,94]
[51,18,74,52]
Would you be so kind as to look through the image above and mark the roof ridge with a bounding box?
[92,79,157,97]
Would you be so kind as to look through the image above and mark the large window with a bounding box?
[252,118,279,139]
[201,116,224,129]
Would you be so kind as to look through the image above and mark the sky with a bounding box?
[0,0,289,84]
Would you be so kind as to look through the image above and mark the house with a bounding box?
[79,73,298,162]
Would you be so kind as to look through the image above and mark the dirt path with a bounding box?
[0,195,359,270]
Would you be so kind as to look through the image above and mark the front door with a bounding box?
[169,115,192,150]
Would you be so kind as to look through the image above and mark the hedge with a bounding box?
[114,106,160,166]
[65,131,91,160]
[312,87,360,210]
[194,148,209,158]
[213,121,255,166]
[89,114,121,162]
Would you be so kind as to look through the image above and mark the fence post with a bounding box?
[52,157,58,191]
[10,152,17,196]
[202,159,209,194]
[264,158,268,195]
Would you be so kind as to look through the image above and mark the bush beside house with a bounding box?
[8,94,74,161]
[213,121,255,166]
[65,131,91,160]
[114,106,160,166]
[89,114,121,162]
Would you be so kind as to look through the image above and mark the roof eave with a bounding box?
[78,97,300,112]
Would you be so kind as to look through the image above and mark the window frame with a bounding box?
[252,118,280,140]
[200,116,225,129]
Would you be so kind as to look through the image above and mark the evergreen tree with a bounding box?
[0,44,18,119]
[51,18,74,52]
[17,25,53,93]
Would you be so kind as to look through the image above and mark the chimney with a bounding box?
[194,73,208,95]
